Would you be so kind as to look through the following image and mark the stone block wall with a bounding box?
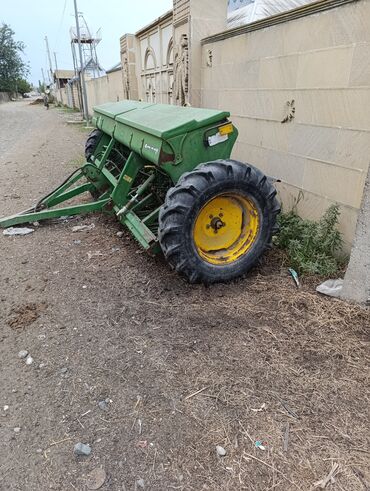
[201,0,370,248]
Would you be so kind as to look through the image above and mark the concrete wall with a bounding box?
[0,92,12,103]
[85,70,125,114]
[342,163,370,304]
[57,69,125,114]
[55,87,68,106]
[201,0,370,248]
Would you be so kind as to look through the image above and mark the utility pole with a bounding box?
[44,36,54,84]
[41,68,46,87]
[54,52,61,103]
[73,0,89,122]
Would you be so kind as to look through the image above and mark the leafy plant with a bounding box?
[16,78,31,95]
[274,204,343,276]
[0,23,29,92]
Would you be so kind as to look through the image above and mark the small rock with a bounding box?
[216,445,226,457]
[18,350,28,359]
[98,400,108,411]
[116,231,124,238]
[74,442,91,456]
[32,221,40,227]
[136,478,145,489]
[25,355,33,365]
[4,405,9,411]
[13,427,21,433]
[38,363,46,369]
[86,467,107,490]
[71,224,95,233]
[36,448,43,454]
[82,285,87,289]
[73,240,81,245]
[60,367,68,374]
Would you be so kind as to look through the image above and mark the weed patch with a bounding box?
[274,204,345,276]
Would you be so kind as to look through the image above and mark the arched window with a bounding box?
[144,48,156,71]
[167,38,174,67]
[145,76,156,103]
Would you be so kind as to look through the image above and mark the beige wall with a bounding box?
[57,68,125,114]
[85,69,125,114]
[120,34,139,101]
[135,12,174,104]
[107,69,125,102]
[201,0,370,248]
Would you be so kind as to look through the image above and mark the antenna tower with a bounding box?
[70,14,103,79]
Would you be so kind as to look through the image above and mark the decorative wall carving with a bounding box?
[281,99,296,124]
[173,34,189,106]
[122,52,130,99]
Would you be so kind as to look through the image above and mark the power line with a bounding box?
[54,0,68,51]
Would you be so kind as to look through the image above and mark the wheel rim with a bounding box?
[193,193,260,265]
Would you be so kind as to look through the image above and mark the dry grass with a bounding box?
[67,235,369,490]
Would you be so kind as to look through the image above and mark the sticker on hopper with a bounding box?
[123,174,132,183]
[144,143,159,154]
[208,133,228,147]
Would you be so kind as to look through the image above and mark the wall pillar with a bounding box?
[341,165,370,305]
[120,34,139,101]
[172,0,228,106]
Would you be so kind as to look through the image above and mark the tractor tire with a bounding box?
[85,129,103,162]
[158,159,280,284]
[84,129,103,199]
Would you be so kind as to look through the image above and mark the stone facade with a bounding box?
[201,0,370,249]
[120,34,139,101]
[341,164,370,304]
[134,11,174,104]
[120,0,228,106]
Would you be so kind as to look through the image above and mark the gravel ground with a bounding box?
[0,100,369,491]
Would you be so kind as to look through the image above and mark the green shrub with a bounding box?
[274,204,343,276]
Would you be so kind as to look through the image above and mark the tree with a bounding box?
[0,23,29,92]
[16,78,32,95]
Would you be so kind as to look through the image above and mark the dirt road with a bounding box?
[0,101,369,491]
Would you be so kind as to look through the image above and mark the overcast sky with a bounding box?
[1,0,173,85]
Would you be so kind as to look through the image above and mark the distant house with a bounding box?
[54,70,75,89]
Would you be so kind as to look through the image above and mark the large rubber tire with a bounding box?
[158,160,280,284]
[84,129,103,199]
[85,129,103,162]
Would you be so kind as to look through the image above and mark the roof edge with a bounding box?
[136,9,173,36]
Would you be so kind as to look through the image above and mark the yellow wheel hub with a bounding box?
[193,193,259,265]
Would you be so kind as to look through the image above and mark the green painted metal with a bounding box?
[0,199,110,228]
[0,101,239,253]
